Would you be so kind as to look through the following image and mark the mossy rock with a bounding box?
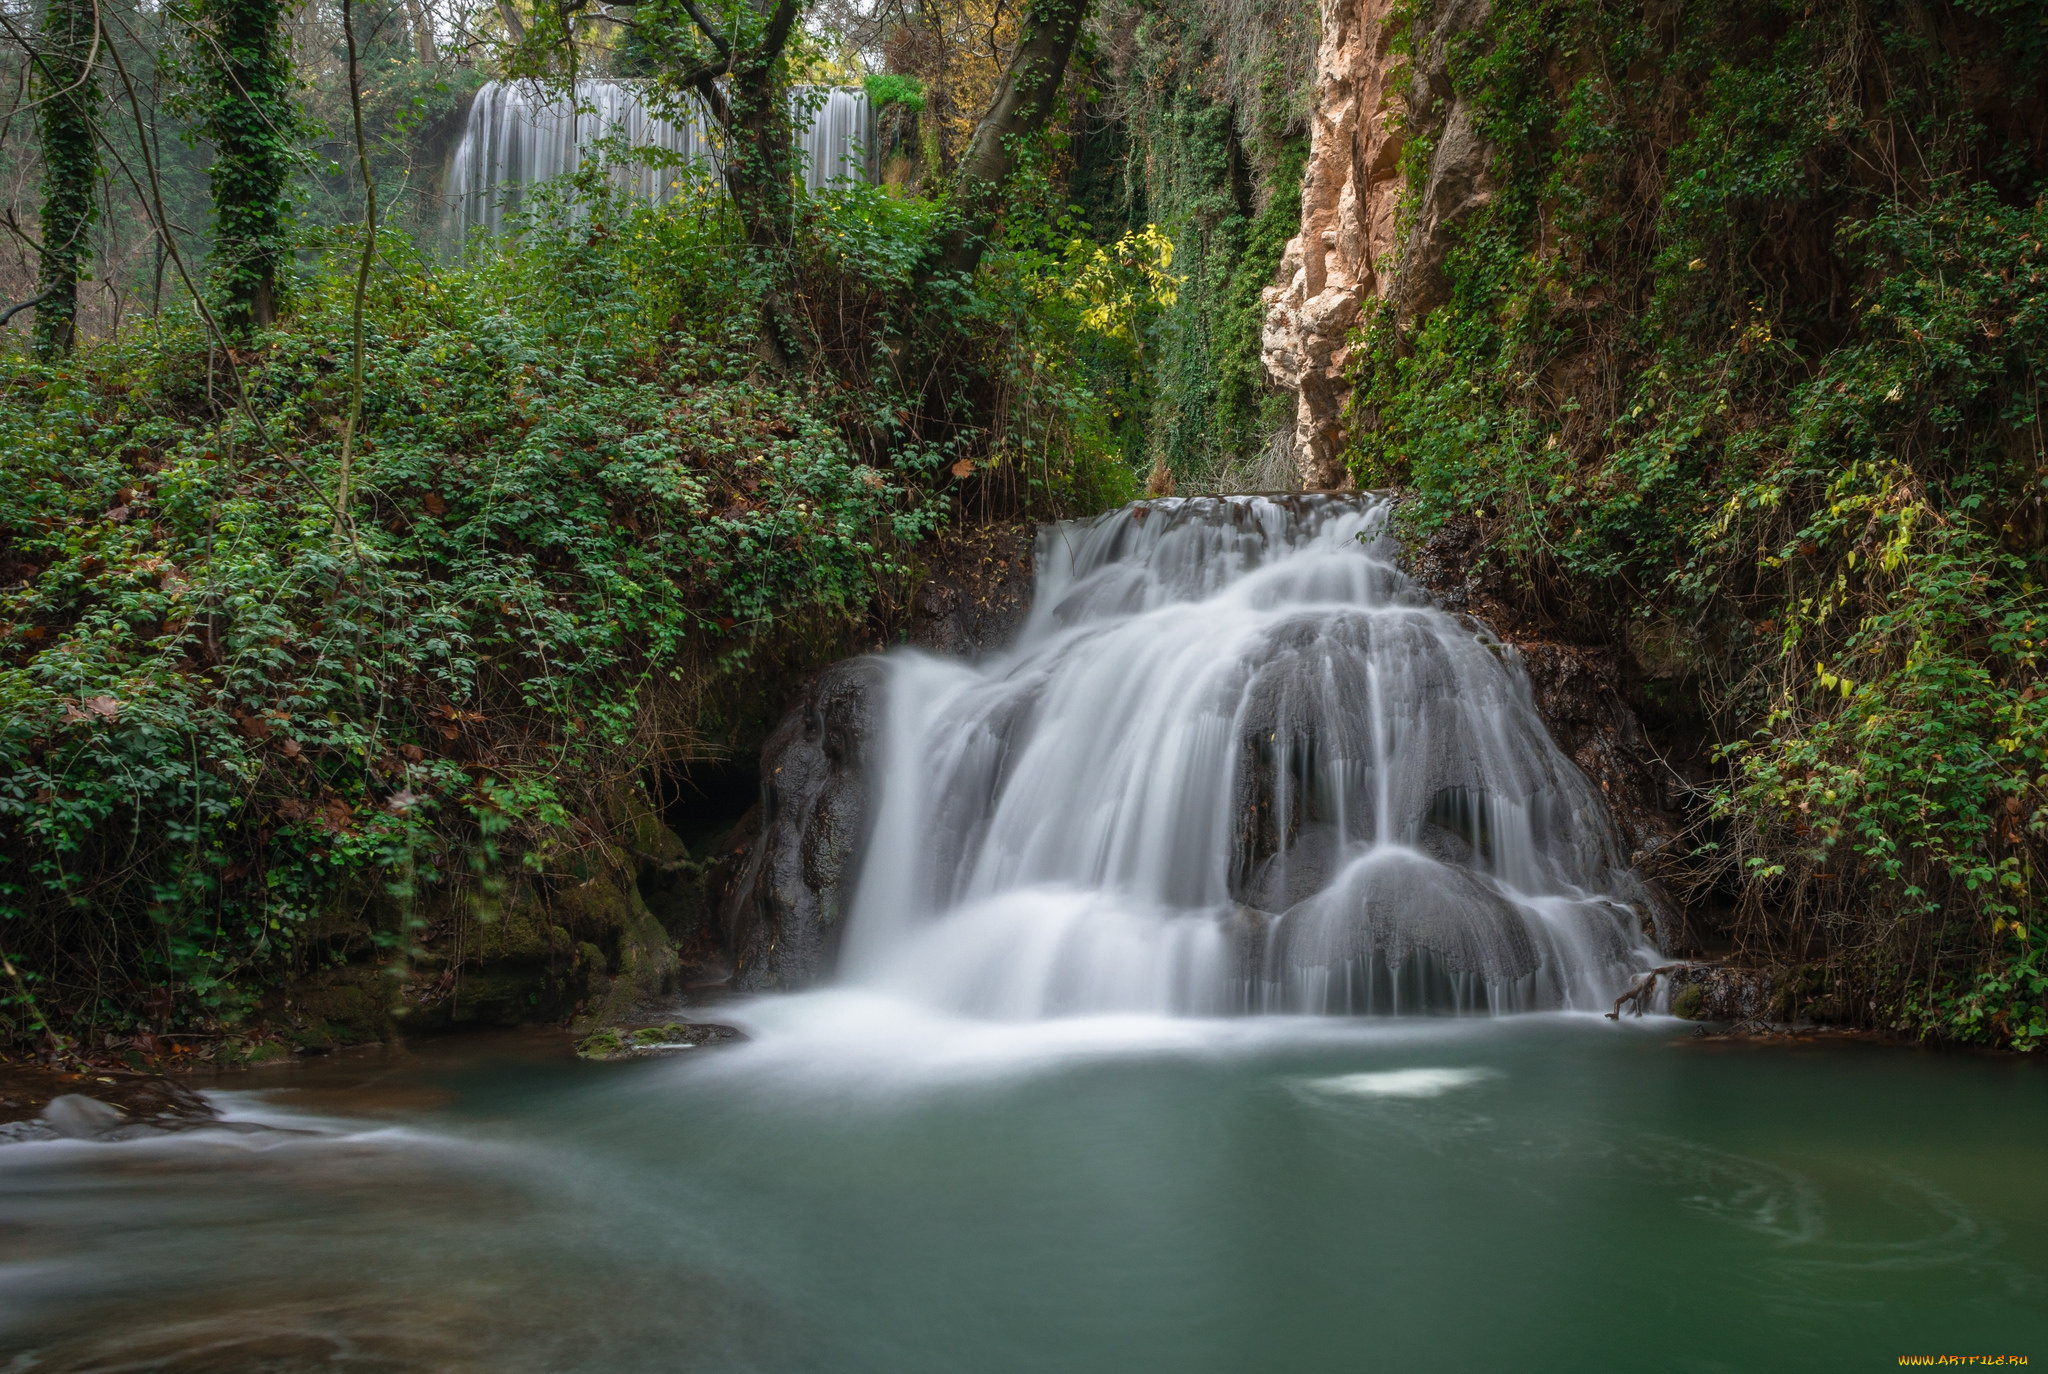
[1670,982,1706,1021]
[575,1022,744,1061]
[210,1037,292,1066]
[286,967,400,1042]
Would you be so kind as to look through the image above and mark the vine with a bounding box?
[32,0,101,357]
[1346,0,2048,1045]
[193,0,297,331]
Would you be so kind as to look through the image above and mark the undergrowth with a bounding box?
[0,171,1136,1046]
[1350,0,2048,1047]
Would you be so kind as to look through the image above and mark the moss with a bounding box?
[624,809,692,869]
[211,1037,292,1066]
[285,965,402,1042]
[1670,983,1706,1021]
[576,1025,691,1059]
[576,1022,744,1059]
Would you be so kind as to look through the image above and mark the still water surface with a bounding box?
[0,1005,2041,1372]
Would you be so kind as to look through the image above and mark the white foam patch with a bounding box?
[1300,1067,1501,1099]
[656,990,1523,1100]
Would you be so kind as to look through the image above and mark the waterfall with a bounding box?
[842,495,1663,1018]
[445,80,875,239]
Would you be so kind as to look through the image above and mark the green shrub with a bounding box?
[0,164,1133,1043]
[1349,0,2048,1046]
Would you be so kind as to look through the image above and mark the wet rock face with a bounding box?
[1668,965,1776,1022]
[1402,515,1707,948]
[906,523,1036,657]
[713,658,887,990]
[711,525,1043,990]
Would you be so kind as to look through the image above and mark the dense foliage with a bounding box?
[1350,0,2048,1046]
[0,157,1134,1044]
[1083,0,1317,483]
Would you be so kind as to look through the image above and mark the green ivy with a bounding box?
[32,0,101,358]
[1349,0,2048,1046]
[192,0,298,329]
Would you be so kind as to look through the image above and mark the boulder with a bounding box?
[713,658,886,990]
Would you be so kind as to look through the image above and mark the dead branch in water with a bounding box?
[1606,964,1687,1020]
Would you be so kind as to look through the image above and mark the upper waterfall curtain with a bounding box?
[445,80,877,239]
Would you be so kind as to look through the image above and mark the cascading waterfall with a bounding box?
[842,494,1662,1018]
[444,79,875,239]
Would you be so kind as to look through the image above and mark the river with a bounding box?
[0,1010,2041,1370]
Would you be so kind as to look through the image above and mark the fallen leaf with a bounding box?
[951,458,975,479]
[422,491,448,516]
[85,696,119,720]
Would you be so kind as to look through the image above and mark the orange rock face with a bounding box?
[1261,0,1408,491]
[1263,0,1497,490]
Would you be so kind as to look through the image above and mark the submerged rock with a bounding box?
[1269,848,1540,986]
[0,1074,221,1145]
[575,1023,745,1061]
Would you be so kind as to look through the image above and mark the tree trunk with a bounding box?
[199,0,295,332]
[935,0,1087,279]
[33,0,100,357]
[405,0,437,62]
[688,0,803,364]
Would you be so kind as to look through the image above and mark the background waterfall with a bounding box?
[445,80,875,239]
[843,495,1663,1018]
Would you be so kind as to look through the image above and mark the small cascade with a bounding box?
[842,495,1662,1017]
[445,80,874,239]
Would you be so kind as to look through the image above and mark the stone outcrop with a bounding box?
[904,522,1036,657]
[275,801,689,1045]
[1403,514,1716,950]
[1262,0,1497,490]
[1667,965,1777,1022]
[710,658,886,990]
[709,521,1042,989]
[1262,0,1407,490]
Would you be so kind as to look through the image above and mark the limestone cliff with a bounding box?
[1262,0,1496,490]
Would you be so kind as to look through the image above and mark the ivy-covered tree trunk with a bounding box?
[716,5,799,262]
[197,0,295,331]
[679,0,804,362]
[935,0,1088,278]
[33,0,101,358]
